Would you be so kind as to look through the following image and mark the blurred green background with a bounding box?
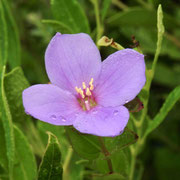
[1,0,180,179]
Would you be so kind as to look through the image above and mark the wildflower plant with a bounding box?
[0,0,180,180]
[23,32,146,137]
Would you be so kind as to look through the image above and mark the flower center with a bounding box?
[75,78,97,111]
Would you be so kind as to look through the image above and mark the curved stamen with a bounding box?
[75,78,96,111]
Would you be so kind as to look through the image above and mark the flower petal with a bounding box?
[94,49,146,107]
[73,105,129,137]
[45,33,101,93]
[23,84,81,125]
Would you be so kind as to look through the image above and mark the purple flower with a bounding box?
[23,33,146,137]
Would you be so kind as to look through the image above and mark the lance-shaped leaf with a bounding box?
[51,0,90,33]
[1,0,21,68]
[0,120,8,172]
[0,0,8,68]
[0,66,15,180]
[145,86,180,138]
[101,0,111,21]
[65,127,101,160]
[107,8,179,29]
[13,125,37,180]
[38,132,63,180]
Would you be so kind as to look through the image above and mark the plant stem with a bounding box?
[165,32,180,49]
[129,5,164,180]
[63,147,73,180]
[98,137,113,174]
[136,0,153,10]
[112,0,129,11]
[91,0,103,44]
[129,146,136,180]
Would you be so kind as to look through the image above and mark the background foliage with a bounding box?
[0,0,180,180]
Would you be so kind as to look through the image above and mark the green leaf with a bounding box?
[151,4,165,72]
[101,0,111,21]
[13,125,37,180]
[0,120,8,171]
[51,0,90,33]
[145,86,180,137]
[4,67,29,124]
[95,150,129,177]
[38,132,63,180]
[105,128,138,155]
[37,121,68,162]
[107,7,179,29]
[0,66,15,180]
[4,67,45,157]
[42,19,73,34]
[67,153,84,180]
[65,127,101,160]
[107,8,157,28]
[1,0,21,68]
[0,0,8,69]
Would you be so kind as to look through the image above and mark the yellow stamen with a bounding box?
[82,82,86,89]
[75,86,80,93]
[89,78,94,91]
[79,88,85,98]
[86,88,92,96]
[90,84,94,91]
[89,78,94,85]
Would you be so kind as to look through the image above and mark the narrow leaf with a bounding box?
[51,0,90,33]
[38,132,63,180]
[151,4,165,72]
[0,67,15,179]
[101,0,111,21]
[145,86,180,137]
[13,125,37,180]
[0,120,8,171]
[107,7,179,29]
[1,0,21,68]
[0,0,8,68]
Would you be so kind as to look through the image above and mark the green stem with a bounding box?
[164,32,180,49]
[112,0,129,11]
[98,137,113,174]
[91,0,103,44]
[129,146,136,180]
[63,147,73,180]
[136,0,153,10]
[129,5,164,179]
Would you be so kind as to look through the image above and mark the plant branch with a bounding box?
[98,137,113,174]
[112,0,129,11]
